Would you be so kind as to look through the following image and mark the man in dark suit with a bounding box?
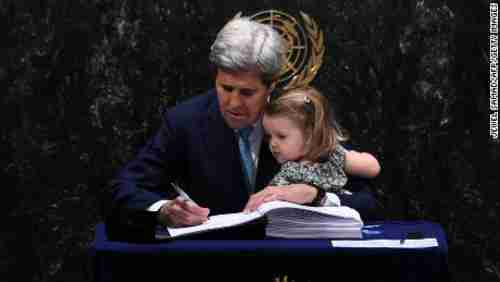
[109,17,379,231]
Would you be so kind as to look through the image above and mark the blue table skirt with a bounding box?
[89,221,449,282]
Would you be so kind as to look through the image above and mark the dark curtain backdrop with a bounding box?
[1,0,497,281]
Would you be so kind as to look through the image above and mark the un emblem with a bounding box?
[236,10,325,90]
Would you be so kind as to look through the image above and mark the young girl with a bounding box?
[245,86,380,211]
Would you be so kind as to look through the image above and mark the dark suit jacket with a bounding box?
[109,90,280,216]
[109,90,380,221]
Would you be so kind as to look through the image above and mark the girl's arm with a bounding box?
[345,150,381,178]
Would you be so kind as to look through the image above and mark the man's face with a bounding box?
[216,69,272,129]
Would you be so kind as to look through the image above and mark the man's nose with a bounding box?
[228,91,243,108]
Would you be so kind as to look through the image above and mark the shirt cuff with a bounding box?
[148,200,171,212]
[322,192,341,207]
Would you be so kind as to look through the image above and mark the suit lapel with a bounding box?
[200,92,280,195]
[200,93,248,194]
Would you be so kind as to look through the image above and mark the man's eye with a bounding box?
[222,85,234,92]
[277,134,286,139]
[240,89,255,97]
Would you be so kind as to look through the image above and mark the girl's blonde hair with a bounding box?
[263,86,348,162]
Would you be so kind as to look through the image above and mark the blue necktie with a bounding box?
[238,127,255,193]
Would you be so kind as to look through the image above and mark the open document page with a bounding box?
[160,210,264,239]
[156,201,363,239]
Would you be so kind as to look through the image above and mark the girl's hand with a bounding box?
[243,184,318,212]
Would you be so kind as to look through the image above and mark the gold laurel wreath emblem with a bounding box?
[289,12,325,90]
[237,10,325,90]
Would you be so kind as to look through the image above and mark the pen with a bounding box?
[170,182,197,205]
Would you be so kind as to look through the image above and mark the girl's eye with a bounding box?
[277,134,286,139]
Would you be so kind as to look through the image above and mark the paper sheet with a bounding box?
[167,211,261,238]
[330,238,439,249]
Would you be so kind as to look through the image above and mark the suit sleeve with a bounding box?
[107,108,186,213]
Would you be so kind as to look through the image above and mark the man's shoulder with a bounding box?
[162,89,218,121]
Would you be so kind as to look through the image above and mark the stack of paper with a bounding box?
[157,201,363,239]
[262,202,363,239]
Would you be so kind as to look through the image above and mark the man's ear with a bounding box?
[266,82,276,102]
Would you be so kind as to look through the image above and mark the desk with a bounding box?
[89,221,449,282]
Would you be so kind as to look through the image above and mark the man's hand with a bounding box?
[243,184,317,212]
[157,197,210,227]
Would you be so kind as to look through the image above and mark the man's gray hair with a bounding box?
[209,17,286,86]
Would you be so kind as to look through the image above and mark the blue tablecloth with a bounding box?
[89,221,449,282]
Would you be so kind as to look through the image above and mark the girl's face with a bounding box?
[262,115,307,164]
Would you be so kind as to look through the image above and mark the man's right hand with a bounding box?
[157,197,210,227]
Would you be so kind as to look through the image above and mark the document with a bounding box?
[156,200,363,239]
[330,238,439,248]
